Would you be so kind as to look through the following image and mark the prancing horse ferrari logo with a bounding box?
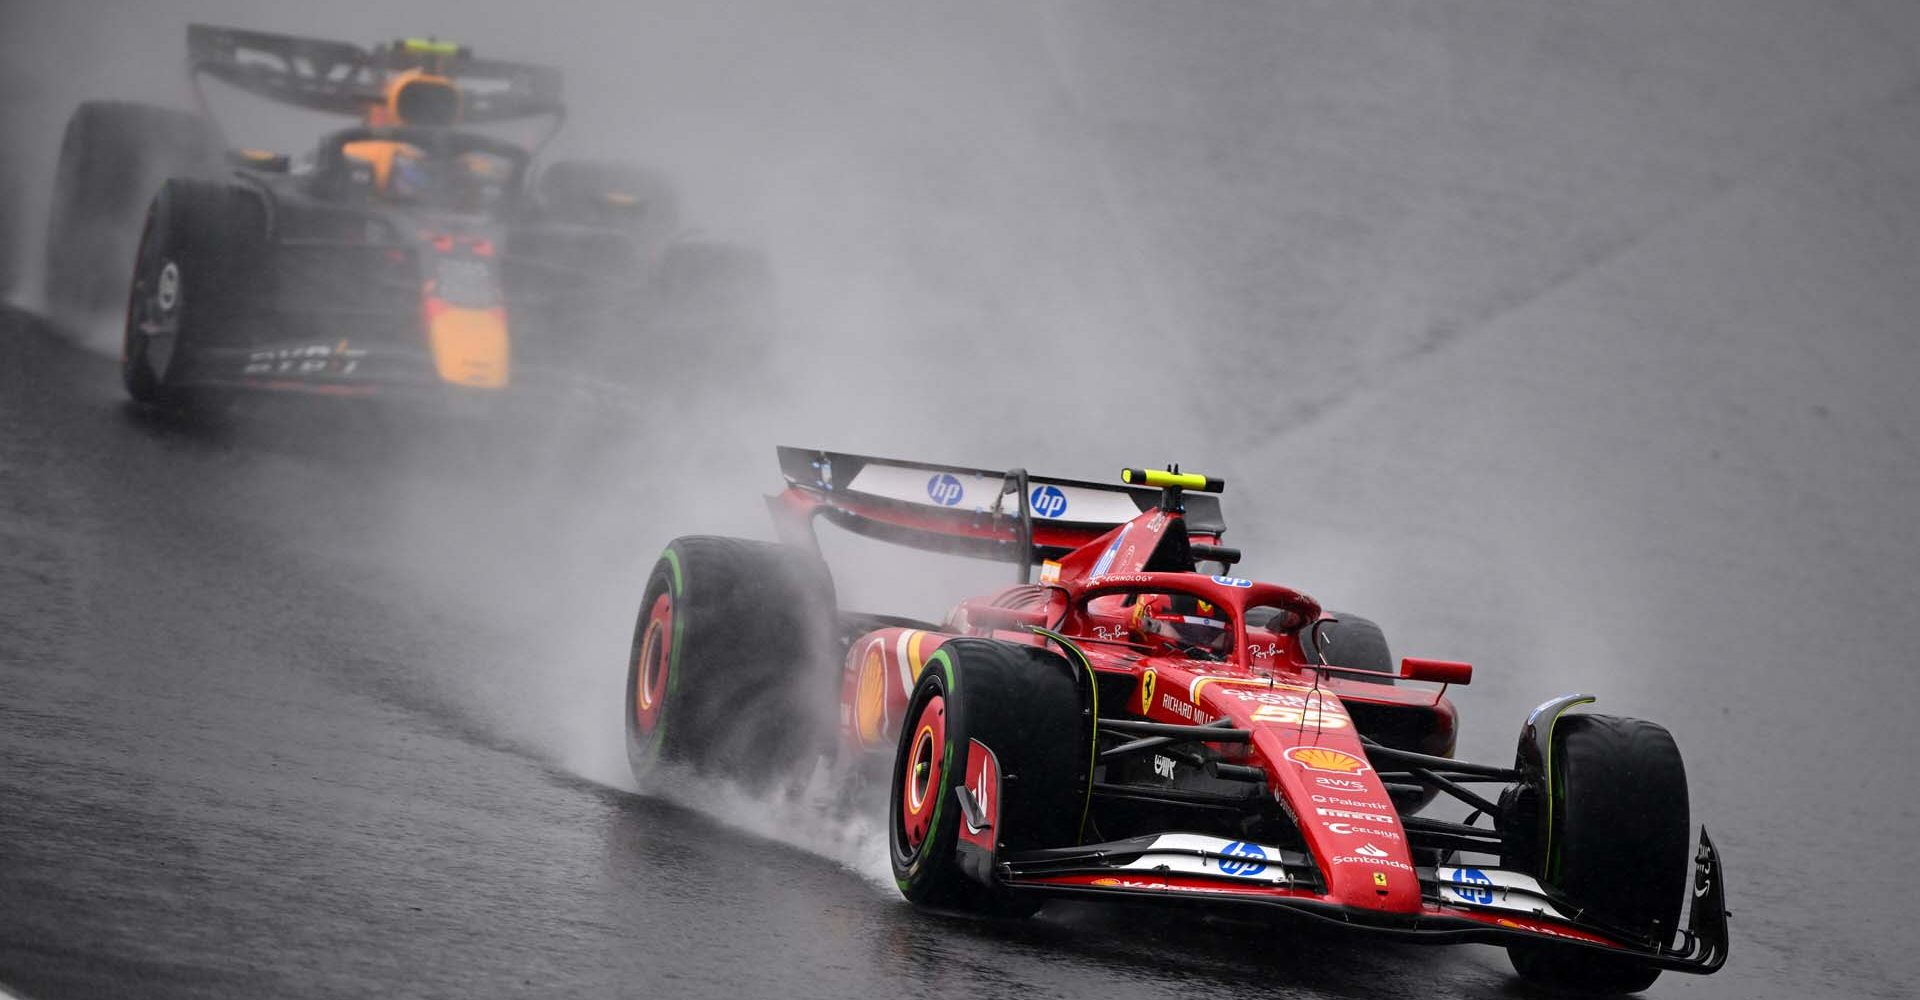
[1139,669,1157,714]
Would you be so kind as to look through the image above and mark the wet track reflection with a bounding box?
[0,314,1520,1000]
[5,5,1920,997]
[4,306,1912,1000]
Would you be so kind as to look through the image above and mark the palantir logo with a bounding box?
[1450,867,1495,905]
[1029,484,1069,519]
[1217,841,1268,877]
[926,473,964,506]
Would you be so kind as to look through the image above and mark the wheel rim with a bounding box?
[155,261,180,315]
[633,591,673,735]
[123,216,165,373]
[899,695,946,852]
[125,212,181,382]
[145,258,181,374]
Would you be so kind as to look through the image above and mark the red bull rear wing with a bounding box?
[187,24,564,123]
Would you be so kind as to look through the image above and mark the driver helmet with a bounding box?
[1130,593,1231,654]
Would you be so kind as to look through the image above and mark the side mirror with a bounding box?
[1400,657,1472,685]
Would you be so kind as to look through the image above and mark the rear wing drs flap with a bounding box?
[187,23,565,123]
[768,447,1225,580]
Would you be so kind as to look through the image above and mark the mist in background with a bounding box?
[5,2,1920,996]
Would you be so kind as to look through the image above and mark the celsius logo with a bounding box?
[1326,823,1400,839]
[926,473,964,506]
[1450,867,1495,905]
[1029,485,1069,519]
[1216,841,1268,877]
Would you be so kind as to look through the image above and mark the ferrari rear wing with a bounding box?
[768,447,1226,582]
[187,24,565,123]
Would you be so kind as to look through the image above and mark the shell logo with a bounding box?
[855,642,888,745]
[1283,746,1371,775]
[1092,877,1121,887]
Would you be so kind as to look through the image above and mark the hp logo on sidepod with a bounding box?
[926,473,964,506]
[1029,485,1068,519]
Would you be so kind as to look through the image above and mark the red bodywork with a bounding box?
[767,448,1727,972]
[797,479,1461,919]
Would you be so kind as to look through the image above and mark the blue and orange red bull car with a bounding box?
[625,448,1729,995]
[45,24,768,412]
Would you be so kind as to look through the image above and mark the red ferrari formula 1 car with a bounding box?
[625,448,1729,995]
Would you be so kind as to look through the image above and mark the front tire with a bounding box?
[122,180,265,409]
[888,638,1092,913]
[1506,713,1690,995]
[46,101,217,317]
[623,536,837,788]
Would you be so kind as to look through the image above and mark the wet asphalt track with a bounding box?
[8,3,1920,998]
[0,308,1550,999]
[1,302,1914,1000]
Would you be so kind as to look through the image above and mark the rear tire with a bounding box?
[623,536,837,788]
[888,638,1092,914]
[1506,713,1690,995]
[46,101,217,316]
[538,159,679,244]
[122,180,265,410]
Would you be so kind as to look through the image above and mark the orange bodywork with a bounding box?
[354,67,508,390]
[424,295,509,388]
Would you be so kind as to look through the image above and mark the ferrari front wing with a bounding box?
[995,829,1728,974]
